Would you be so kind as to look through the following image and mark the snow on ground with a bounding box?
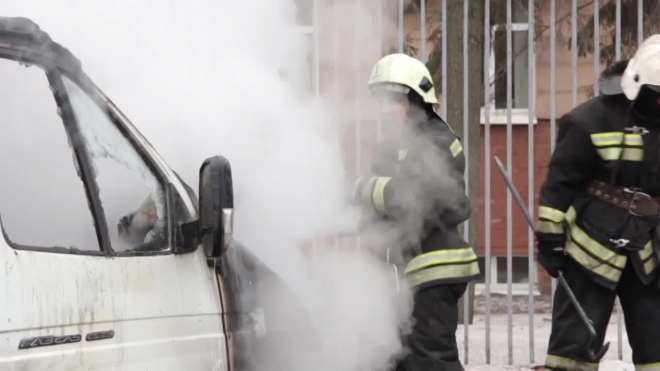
[458,311,634,370]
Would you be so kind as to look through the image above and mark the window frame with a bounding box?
[0,47,176,257]
[480,23,538,126]
[476,255,537,286]
[297,25,317,95]
[61,73,177,257]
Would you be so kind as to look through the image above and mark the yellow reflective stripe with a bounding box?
[371,177,392,214]
[595,147,643,161]
[565,240,623,282]
[546,354,598,371]
[590,132,623,147]
[405,260,480,287]
[622,148,644,161]
[639,241,657,275]
[624,133,643,146]
[640,241,654,261]
[637,361,660,370]
[538,206,565,223]
[535,220,564,234]
[644,256,658,275]
[566,206,577,222]
[564,206,627,268]
[596,147,623,160]
[568,225,627,269]
[355,176,376,204]
[450,139,463,157]
[404,248,478,274]
[397,149,408,160]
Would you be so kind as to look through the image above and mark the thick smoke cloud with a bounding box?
[1,1,459,370]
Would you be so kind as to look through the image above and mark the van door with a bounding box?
[0,58,227,370]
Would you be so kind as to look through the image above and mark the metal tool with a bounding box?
[493,156,610,362]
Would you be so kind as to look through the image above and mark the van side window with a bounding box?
[61,76,169,253]
[0,59,99,251]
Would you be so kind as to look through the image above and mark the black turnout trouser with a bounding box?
[545,258,660,370]
[396,283,467,371]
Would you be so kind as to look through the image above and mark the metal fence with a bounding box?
[301,0,657,366]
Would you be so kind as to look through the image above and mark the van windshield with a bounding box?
[61,76,169,252]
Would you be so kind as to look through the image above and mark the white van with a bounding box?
[0,16,298,371]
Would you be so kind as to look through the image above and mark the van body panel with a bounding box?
[0,241,227,370]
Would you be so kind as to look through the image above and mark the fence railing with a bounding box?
[299,0,652,366]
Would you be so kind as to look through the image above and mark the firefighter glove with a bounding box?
[537,243,566,278]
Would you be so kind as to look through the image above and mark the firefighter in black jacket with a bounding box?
[536,35,660,370]
[353,53,479,371]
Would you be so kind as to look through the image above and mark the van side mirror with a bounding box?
[198,155,234,260]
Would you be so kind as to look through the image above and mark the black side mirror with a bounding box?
[198,155,234,260]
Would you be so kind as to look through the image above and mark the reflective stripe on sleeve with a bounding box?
[450,139,463,157]
[404,247,478,274]
[371,176,392,215]
[405,260,480,288]
[538,206,565,223]
[404,248,479,287]
[535,220,564,234]
[354,176,377,205]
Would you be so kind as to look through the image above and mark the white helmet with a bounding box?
[621,34,660,100]
[367,53,438,105]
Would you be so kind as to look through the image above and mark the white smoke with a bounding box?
[2,1,419,370]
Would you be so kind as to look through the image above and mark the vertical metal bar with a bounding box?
[442,0,448,119]
[615,0,623,361]
[376,0,383,141]
[354,0,362,252]
[462,0,470,364]
[398,0,404,53]
[506,0,513,365]
[571,0,577,108]
[594,0,600,97]
[333,0,342,254]
[312,0,320,98]
[616,0,621,60]
[549,0,558,301]
[483,0,492,364]
[421,0,427,62]
[638,0,644,46]
[527,0,535,364]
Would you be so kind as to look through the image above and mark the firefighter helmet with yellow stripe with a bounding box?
[367,53,438,105]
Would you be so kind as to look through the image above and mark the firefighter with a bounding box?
[352,53,479,371]
[536,34,660,370]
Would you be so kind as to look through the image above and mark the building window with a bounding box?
[480,22,537,125]
[278,26,315,95]
[476,256,536,285]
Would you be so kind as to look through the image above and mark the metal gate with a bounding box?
[299,0,658,367]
